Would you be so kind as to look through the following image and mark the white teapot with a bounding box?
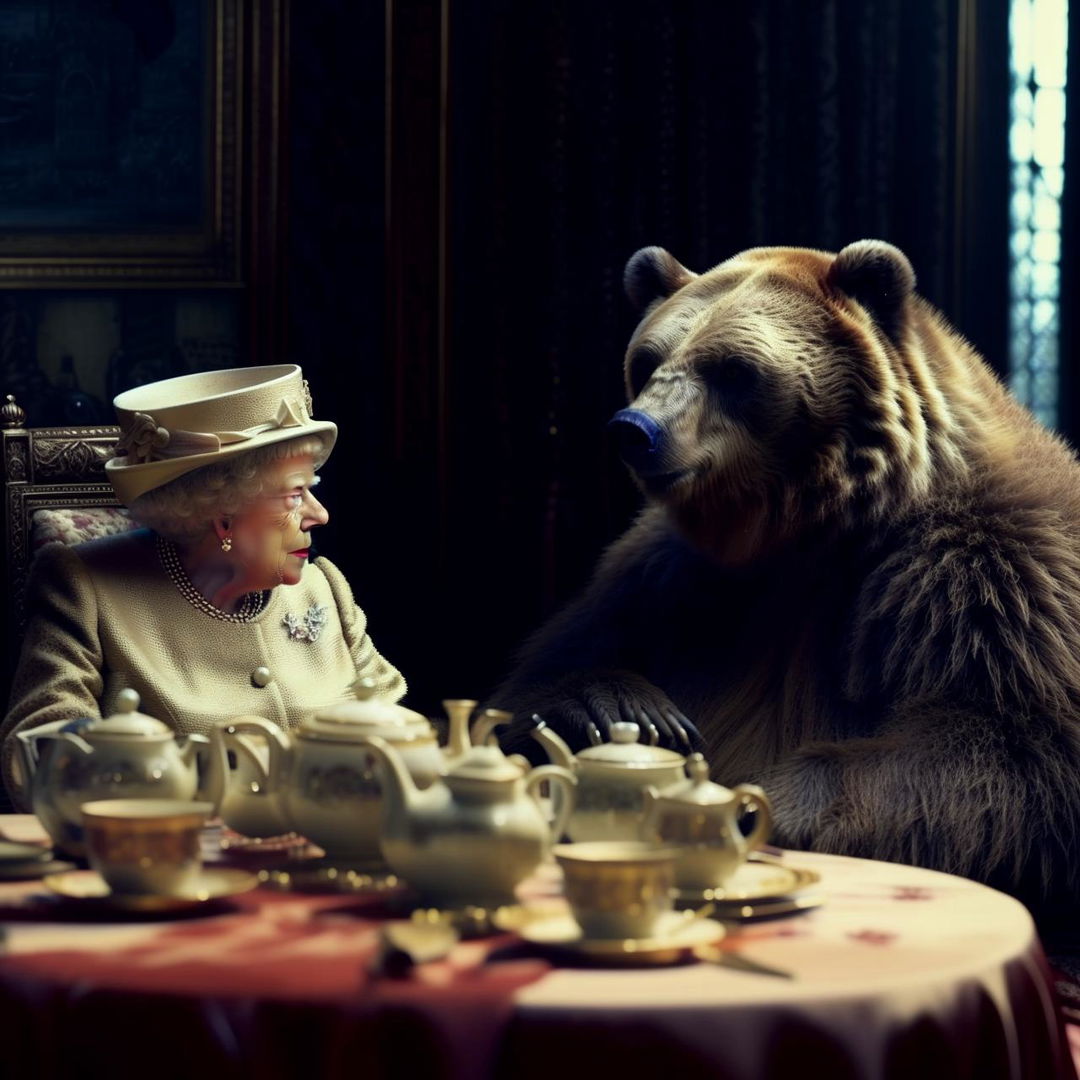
[208,678,446,861]
[209,683,524,852]
[639,753,773,891]
[16,689,214,856]
[362,735,575,908]
[531,719,690,841]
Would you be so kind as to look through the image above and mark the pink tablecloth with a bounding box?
[509,850,1075,1080]
[0,816,1072,1080]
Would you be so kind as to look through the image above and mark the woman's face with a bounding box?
[229,452,329,590]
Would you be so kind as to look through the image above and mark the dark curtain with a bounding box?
[285,1,404,680]
[289,1,1011,717]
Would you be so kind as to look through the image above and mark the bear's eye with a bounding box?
[701,354,759,399]
[629,346,663,396]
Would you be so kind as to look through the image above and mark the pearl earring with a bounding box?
[221,535,233,553]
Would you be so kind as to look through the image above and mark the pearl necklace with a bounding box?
[155,535,267,623]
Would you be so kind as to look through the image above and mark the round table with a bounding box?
[0,816,1072,1080]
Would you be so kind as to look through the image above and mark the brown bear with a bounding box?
[494,240,1080,921]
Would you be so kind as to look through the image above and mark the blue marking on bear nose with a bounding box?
[608,408,664,471]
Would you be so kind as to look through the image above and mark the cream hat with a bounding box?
[105,365,338,504]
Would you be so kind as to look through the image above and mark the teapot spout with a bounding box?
[471,708,513,748]
[529,716,575,769]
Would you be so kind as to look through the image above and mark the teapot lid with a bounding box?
[302,676,434,743]
[577,721,686,767]
[445,745,524,783]
[64,689,171,738]
[653,753,733,805]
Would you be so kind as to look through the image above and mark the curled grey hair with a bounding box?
[128,435,327,545]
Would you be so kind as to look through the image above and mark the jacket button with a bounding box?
[251,666,273,688]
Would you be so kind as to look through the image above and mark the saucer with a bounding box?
[43,867,258,912]
[705,892,825,921]
[674,860,820,906]
[0,858,77,882]
[0,841,51,864]
[517,910,726,965]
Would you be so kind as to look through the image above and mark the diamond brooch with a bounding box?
[283,604,328,643]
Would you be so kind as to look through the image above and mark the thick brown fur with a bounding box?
[494,241,1080,920]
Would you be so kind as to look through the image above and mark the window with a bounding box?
[1009,0,1069,428]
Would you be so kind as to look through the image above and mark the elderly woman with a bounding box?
[2,365,404,806]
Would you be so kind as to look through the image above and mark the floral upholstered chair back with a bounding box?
[2,394,137,640]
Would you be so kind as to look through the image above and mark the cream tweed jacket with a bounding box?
[2,529,406,808]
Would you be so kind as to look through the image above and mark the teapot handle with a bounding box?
[55,731,94,757]
[732,783,773,852]
[16,725,93,767]
[179,733,220,811]
[14,728,46,776]
[219,715,289,792]
[637,784,661,843]
[524,765,576,842]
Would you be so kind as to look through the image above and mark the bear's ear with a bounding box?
[624,247,697,312]
[827,240,916,341]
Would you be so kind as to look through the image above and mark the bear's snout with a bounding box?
[608,408,665,473]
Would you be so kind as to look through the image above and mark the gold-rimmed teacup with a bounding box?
[81,799,214,896]
[554,841,679,940]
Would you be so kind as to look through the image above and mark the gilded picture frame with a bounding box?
[0,0,241,288]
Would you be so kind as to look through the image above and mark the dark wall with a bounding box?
[287,1,1012,717]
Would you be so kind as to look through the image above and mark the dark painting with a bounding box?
[0,0,206,232]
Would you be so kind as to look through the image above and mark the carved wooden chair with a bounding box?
[3,393,135,644]
[1,393,139,812]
